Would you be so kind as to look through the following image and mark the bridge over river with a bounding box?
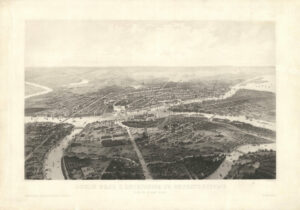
[25,75,275,180]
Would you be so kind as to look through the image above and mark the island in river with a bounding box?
[24,66,276,179]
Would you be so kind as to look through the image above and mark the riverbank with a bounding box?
[66,79,89,87]
[43,128,82,179]
[61,156,70,179]
[206,143,276,179]
[25,122,74,179]
[25,75,276,179]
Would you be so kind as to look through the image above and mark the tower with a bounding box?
[144,127,148,137]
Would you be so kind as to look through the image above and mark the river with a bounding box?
[25,115,116,180]
[206,143,276,179]
[44,128,82,179]
[25,75,275,179]
[25,81,53,99]
[66,79,89,87]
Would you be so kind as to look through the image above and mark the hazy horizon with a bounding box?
[25,66,275,85]
[26,20,275,67]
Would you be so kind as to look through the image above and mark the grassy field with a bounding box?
[130,115,274,179]
[63,121,145,179]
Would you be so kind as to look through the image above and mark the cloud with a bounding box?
[25,20,275,67]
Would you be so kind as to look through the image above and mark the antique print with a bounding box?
[24,20,276,180]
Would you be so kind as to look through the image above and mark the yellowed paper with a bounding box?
[1,0,300,209]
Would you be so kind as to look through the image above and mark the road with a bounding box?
[125,75,275,130]
[26,113,152,179]
[25,115,116,179]
[117,121,153,179]
[25,75,275,179]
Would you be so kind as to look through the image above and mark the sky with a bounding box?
[25,20,275,67]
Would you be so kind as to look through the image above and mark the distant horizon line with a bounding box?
[25,65,275,69]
